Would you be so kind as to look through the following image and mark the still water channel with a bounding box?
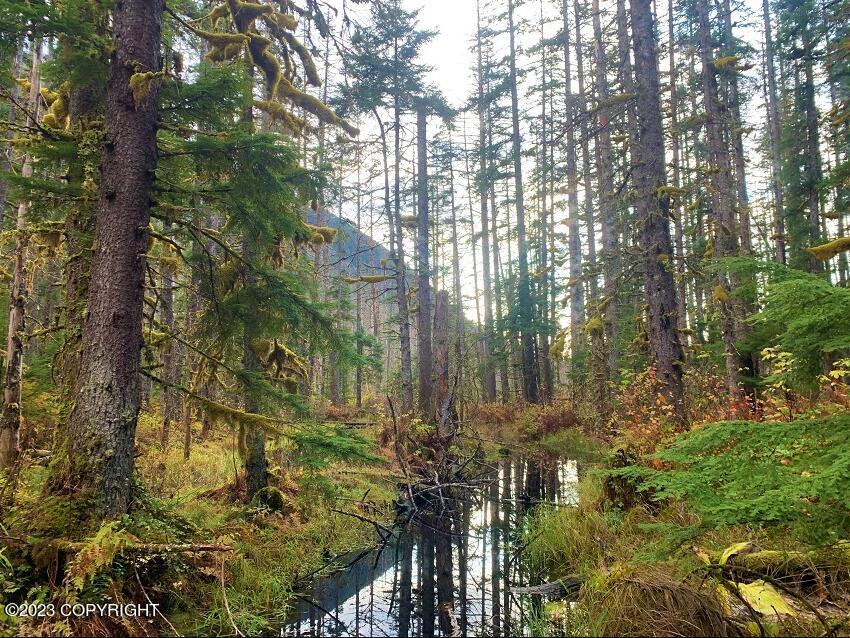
[282,455,578,637]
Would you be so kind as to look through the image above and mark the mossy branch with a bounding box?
[808,237,850,261]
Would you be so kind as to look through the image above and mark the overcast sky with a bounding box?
[412,0,478,108]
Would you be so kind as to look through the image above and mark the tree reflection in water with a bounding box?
[283,456,577,637]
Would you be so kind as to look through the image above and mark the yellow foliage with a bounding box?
[585,315,604,334]
[129,71,165,107]
[656,185,687,198]
[711,55,739,69]
[550,330,568,360]
[206,41,246,62]
[305,224,337,243]
[713,284,728,303]
[39,87,60,105]
[254,99,307,134]
[359,275,392,284]
[807,236,850,261]
[273,12,298,30]
[229,0,274,24]
[278,30,320,86]
[590,92,636,113]
[31,229,63,249]
[277,78,358,137]
[207,2,231,23]
[734,581,797,617]
[193,29,249,49]
[40,85,70,130]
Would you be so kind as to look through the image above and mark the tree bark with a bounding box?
[630,0,686,422]
[433,291,451,438]
[416,107,433,418]
[575,0,598,304]
[562,0,586,360]
[447,133,465,418]
[475,0,498,403]
[60,3,107,398]
[507,0,540,404]
[801,26,823,272]
[49,0,165,517]
[697,0,743,399]
[391,90,414,413]
[1,44,40,470]
[667,0,688,337]
[537,0,554,402]
[592,0,620,419]
[763,0,786,264]
[0,45,21,230]
[160,218,180,447]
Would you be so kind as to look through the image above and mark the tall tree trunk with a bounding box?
[591,0,620,421]
[562,0,585,360]
[447,134,464,418]
[476,0,498,403]
[355,141,364,409]
[667,0,688,336]
[0,45,21,228]
[537,1,555,401]
[461,120,485,401]
[507,0,540,404]
[49,0,165,517]
[575,0,598,304]
[801,26,823,272]
[697,0,743,399]
[763,0,786,264]
[630,0,686,422]
[491,189,510,402]
[60,3,107,398]
[720,0,752,253]
[160,219,180,447]
[416,107,433,418]
[391,94,414,412]
[1,44,40,470]
[433,291,451,438]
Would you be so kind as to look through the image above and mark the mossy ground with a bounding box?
[523,422,850,637]
[1,410,398,637]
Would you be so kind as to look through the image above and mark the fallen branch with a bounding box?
[511,577,585,598]
[329,507,394,541]
[219,555,244,637]
[0,536,232,554]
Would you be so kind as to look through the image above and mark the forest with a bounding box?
[1,0,849,635]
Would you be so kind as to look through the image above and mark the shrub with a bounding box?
[620,413,850,543]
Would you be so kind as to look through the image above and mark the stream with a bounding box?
[282,455,578,637]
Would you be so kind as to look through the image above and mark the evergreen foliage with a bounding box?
[620,414,850,543]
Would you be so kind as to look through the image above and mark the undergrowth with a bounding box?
[1,410,396,637]
[526,413,850,636]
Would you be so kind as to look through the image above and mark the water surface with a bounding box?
[283,455,577,637]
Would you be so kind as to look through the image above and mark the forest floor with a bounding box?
[3,399,850,637]
[1,410,402,637]
[517,407,850,637]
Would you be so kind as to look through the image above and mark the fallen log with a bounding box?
[722,542,850,578]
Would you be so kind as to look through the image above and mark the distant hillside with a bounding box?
[306,209,392,277]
